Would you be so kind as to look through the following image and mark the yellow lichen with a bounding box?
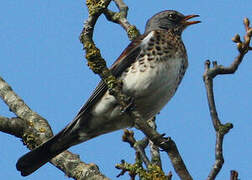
[116,161,169,180]
[127,25,140,40]
[28,120,34,127]
[86,0,107,16]
[39,127,46,133]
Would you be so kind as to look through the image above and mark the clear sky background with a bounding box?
[0,1,251,180]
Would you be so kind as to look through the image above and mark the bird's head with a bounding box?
[145,10,201,34]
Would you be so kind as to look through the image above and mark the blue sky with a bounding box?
[0,1,251,180]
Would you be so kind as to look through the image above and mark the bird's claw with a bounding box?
[158,135,171,151]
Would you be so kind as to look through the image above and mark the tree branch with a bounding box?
[80,0,134,110]
[103,0,140,40]
[0,76,52,147]
[230,170,238,180]
[0,116,26,138]
[147,117,162,169]
[204,18,251,180]
[51,152,109,180]
[131,111,192,180]
[122,129,150,167]
[0,76,109,180]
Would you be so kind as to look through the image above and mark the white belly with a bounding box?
[121,57,185,119]
[92,57,185,121]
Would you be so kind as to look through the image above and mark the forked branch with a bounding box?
[204,18,251,180]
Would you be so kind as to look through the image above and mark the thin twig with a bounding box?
[230,170,238,180]
[122,129,150,167]
[103,0,140,40]
[147,117,162,169]
[132,111,193,180]
[167,171,173,180]
[114,0,128,15]
[204,18,251,180]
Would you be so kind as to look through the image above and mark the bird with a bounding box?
[16,10,200,176]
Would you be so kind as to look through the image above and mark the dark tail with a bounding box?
[16,130,79,176]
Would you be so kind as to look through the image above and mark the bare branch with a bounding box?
[203,60,221,131]
[51,152,110,180]
[167,171,173,180]
[0,116,26,138]
[204,18,251,180]
[147,117,162,169]
[0,76,52,147]
[80,0,134,110]
[205,18,251,79]
[230,170,238,180]
[103,0,140,40]
[122,129,150,167]
[114,0,128,14]
[132,111,193,180]
[0,75,109,179]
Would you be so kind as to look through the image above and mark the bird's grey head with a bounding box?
[145,10,200,34]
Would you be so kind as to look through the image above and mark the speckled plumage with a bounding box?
[16,10,200,176]
[118,29,188,120]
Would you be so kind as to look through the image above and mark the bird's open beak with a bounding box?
[182,15,201,26]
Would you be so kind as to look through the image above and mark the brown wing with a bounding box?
[63,34,147,134]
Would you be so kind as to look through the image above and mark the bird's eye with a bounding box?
[168,14,177,21]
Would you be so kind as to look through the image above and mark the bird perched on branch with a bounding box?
[16,10,200,176]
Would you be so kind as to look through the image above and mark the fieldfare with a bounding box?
[16,10,200,176]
